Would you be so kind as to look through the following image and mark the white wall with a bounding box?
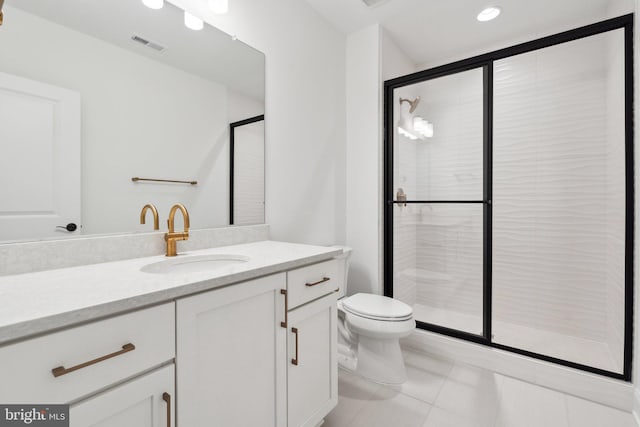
[172,0,347,246]
[343,26,417,297]
[381,29,416,81]
[345,25,382,296]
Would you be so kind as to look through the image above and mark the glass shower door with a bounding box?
[391,67,487,336]
[491,29,626,374]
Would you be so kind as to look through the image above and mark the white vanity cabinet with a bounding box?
[287,293,337,427]
[176,273,288,427]
[286,260,340,427]
[70,364,174,427]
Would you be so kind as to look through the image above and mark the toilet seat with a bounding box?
[344,311,415,340]
[342,293,413,322]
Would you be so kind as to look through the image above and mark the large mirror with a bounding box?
[0,0,265,243]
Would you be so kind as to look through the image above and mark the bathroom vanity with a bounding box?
[0,240,341,427]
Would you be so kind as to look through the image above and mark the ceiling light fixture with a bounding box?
[477,6,501,22]
[208,0,229,14]
[184,11,204,30]
[142,0,164,10]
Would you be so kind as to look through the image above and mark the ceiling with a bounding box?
[304,0,634,67]
[9,0,265,100]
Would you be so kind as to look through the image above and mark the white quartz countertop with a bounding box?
[0,240,342,345]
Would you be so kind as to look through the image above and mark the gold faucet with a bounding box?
[140,204,159,230]
[165,203,190,257]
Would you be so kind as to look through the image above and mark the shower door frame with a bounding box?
[383,14,634,381]
[229,114,265,225]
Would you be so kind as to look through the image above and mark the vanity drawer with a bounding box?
[0,302,175,404]
[287,260,341,309]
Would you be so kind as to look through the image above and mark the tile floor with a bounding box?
[323,350,636,427]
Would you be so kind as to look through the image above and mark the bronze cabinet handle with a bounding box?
[51,343,135,378]
[291,327,299,366]
[305,277,330,287]
[162,392,171,427]
[280,289,288,328]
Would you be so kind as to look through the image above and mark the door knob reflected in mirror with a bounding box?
[56,223,78,232]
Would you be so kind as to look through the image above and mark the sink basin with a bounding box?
[141,254,250,275]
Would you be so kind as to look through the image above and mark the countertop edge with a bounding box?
[0,250,339,346]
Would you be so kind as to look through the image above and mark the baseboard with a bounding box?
[402,328,634,412]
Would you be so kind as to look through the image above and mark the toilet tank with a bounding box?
[331,246,352,299]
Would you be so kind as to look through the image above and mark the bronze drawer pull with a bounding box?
[163,392,171,427]
[291,327,299,366]
[280,289,288,328]
[51,343,136,377]
[306,277,330,287]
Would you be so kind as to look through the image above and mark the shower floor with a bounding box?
[413,303,621,374]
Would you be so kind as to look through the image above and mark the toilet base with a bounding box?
[355,335,407,385]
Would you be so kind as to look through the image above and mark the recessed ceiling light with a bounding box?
[477,6,501,22]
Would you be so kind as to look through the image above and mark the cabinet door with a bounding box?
[70,364,174,427]
[288,293,337,427]
[177,273,287,427]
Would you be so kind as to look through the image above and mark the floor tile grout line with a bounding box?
[490,374,506,427]
[563,394,571,427]
[374,384,434,427]
[419,402,434,427]
[426,368,451,409]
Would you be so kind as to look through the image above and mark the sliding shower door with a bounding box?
[384,16,632,379]
[390,67,487,337]
[492,29,627,374]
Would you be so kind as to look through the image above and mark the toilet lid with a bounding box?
[342,293,413,321]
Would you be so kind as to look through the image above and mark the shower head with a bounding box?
[400,96,420,113]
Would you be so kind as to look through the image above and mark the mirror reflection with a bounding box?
[0,0,265,243]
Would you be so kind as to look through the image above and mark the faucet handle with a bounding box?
[165,231,189,241]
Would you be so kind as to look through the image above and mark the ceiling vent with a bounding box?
[131,35,166,52]
[361,0,389,7]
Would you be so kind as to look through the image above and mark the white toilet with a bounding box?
[333,246,415,385]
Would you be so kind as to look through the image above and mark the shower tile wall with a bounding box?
[604,33,626,373]
[492,30,625,372]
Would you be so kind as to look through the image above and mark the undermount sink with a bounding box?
[141,254,250,275]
